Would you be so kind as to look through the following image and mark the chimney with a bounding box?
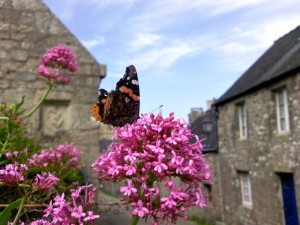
[206,98,216,110]
[188,107,204,124]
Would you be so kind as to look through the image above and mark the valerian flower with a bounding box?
[0,162,28,185]
[33,172,60,191]
[29,143,82,169]
[38,45,79,85]
[92,112,211,224]
[30,184,100,224]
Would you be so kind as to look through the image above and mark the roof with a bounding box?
[215,25,300,106]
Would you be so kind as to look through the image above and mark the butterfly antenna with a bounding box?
[149,105,163,113]
[141,105,163,117]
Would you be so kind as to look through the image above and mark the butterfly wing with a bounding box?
[117,65,140,102]
[91,103,102,121]
[90,65,140,126]
[90,89,107,122]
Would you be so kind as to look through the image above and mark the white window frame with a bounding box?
[240,172,253,208]
[275,88,290,133]
[238,102,247,139]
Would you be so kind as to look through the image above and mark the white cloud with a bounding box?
[50,0,300,75]
[89,0,136,10]
[118,30,214,71]
[208,0,268,16]
[82,37,106,49]
[57,0,81,21]
[119,39,195,71]
[128,33,162,52]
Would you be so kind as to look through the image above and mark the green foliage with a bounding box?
[0,198,23,225]
[0,98,86,218]
[0,99,40,161]
[188,215,214,225]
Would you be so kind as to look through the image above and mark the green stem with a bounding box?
[18,183,31,188]
[0,133,10,158]
[129,215,140,225]
[20,80,54,118]
[0,117,9,121]
[12,197,25,225]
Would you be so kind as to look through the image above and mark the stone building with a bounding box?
[0,0,106,178]
[193,25,300,225]
[188,102,223,223]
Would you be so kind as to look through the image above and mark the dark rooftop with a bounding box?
[215,25,300,106]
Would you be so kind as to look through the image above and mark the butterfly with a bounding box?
[91,65,140,127]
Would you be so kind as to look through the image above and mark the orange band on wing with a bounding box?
[91,103,103,121]
[119,86,139,101]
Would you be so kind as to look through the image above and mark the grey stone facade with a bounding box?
[192,26,300,225]
[212,73,300,225]
[0,0,106,180]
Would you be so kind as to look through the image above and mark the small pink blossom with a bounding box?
[132,200,149,218]
[33,172,60,191]
[161,196,177,209]
[71,205,86,218]
[120,180,137,196]
[39,184,99,224]
[84,211,100,221]
[29,143,82,169]
[152,154,168,173]
[0,163,28,185]
[29,220,52,225]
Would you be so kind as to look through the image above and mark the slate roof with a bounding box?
[215,25,300,106]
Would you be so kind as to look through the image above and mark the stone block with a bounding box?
[0,50,7,58]
[21,41,34,50]
[12,0,47,11]
[11,50,28,61]
[34,11,51,34]
[39,100,71,137]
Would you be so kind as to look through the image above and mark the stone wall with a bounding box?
[213,72,300,225]
[0,0,106,181]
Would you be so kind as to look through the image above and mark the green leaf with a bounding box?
[0,198,23,225]
[12,96,25,115]
[7,120,15,135]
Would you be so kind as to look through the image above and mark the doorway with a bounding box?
[279,173,299,225]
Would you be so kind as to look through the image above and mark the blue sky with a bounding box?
[44,0,300,121]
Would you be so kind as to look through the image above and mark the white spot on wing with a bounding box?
[132,80,139,85]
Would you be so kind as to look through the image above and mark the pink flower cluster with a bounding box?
[92,113,211,224]
[29,143,82,169]
[0,162,28,185]
[38,45,79,85]
[34,184,99,224]
[8,184,99,225]
[33,172,60,191]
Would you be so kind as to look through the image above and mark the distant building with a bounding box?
[192,25,300,225]
[0,0,106,181]
[189,100,218,153]
[188,100,222,223]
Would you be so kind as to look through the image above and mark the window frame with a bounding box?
[275,88,290,133]
[240,172,253,208]
[237,102,247,139]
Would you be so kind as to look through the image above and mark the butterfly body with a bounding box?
[91,65,140,127]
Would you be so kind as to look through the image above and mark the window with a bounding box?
[237,102,247,139]
[203,183,212,205]
[240,172,252,207]
[275,88,290,133]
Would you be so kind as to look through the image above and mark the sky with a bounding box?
[44,0,300,121]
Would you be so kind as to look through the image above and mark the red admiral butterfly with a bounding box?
[91,65,140,127]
